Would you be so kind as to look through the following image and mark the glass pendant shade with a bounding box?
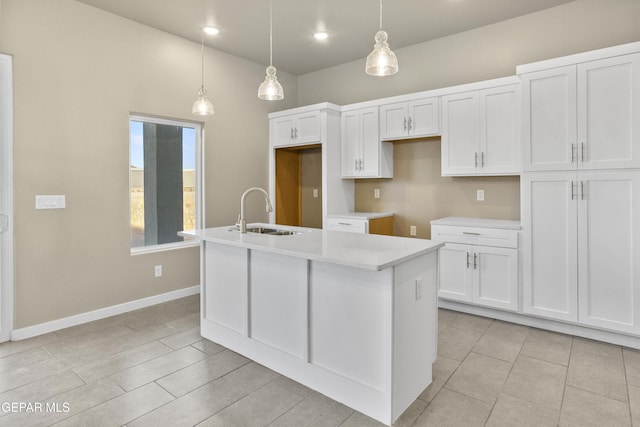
[258,0,284,101]
[192,86,214,115]
[192,27,214,116]
[365,30,398,76]
[258,65,284,100]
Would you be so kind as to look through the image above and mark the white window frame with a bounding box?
[129,113,204,255]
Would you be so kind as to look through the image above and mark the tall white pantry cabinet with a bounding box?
[519,44,640,335]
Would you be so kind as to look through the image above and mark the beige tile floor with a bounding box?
[0,295,639,426]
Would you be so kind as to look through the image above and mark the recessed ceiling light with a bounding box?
[203,26,220,36]
[313,31,329,41]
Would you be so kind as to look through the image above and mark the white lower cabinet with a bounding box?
[431,219,519,312]
[522,170,640,334]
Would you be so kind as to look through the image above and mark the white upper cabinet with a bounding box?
[341,106,392,178]
[379,97,439,141]
[272,110,322,147]
[441,83,520,176]
[521,52,640,171]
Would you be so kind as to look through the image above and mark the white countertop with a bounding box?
[326,212,393,220]
[430,216,521,230]
[181,223,442,271]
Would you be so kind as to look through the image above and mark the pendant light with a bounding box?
[258,0,284,100]
[365,0,398,77]
[192,27,214,116]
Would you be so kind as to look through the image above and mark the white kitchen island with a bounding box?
[181,224,442,425]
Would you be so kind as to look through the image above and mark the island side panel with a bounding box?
[392,251,438,421]
[203,242,248,334]
[309,260,394,423]
[249,250,308,359]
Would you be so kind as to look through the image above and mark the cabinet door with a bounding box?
[379,102,408,140]
[341,110,360,177]
[473,246,518,311]
[438,243,473,302]
[480,85,520,175]
[408,98,439,137]
[577,171,640,334]
[294,111,321,144]
[578,53,640,169]
[441,92,479,176]
[272,116,295,147]
[521,66,577,171]
[522,172,578,321]
[360,107,383,177]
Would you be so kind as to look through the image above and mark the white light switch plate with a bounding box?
[35,195,66,209]
[476,189,485,201]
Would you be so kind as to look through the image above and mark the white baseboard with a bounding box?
[11,286,200,341]
[439,299,640,350]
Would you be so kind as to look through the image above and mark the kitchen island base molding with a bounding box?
[201,241,438,426]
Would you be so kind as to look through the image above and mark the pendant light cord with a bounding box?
[269,0,273,66]
[200,28,205,88]
[379,0,383,30]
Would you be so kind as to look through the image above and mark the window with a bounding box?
[129,115,202,252]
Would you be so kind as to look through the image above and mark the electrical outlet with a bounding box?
[154,265,162,278]
[410,225,417,236]
[374,188,380,199]
[477,189,485,201]
[313,188,319,198]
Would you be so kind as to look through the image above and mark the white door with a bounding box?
[473,246,518,311]
[408,98,439,137]
[293,111,321,145]
[0,54,13,342]
[360,107,380,177]
[272,116,294,147]
[341,110,360,177]
[577,53,640,170]
[522,172,578,321]
[437,243,473,302]
[577,170,640,333]
[379,102,408,140]
[480,85,520,175]
[521,66,577,171]
[441,91,479,175]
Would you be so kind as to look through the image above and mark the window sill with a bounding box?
[130,239,200,256]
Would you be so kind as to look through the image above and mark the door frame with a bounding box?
[0,54,14,342]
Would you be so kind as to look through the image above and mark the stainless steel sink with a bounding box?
[247,226,300,236]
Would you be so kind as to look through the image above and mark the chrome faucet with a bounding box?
[237,187,273,233]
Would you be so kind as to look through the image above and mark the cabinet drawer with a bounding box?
[325,217,367,233]
[431,225,518,248]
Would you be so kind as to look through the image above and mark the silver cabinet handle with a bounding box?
[403,117,407,131]
[359,159,363,170]
[571,144,576,163]
[290,128,294,139]
[462,231,481,235]
[571,181,576,200]
[475,152,478,167]
[355,159,358,171]
[408,117,413,131]
[294,128,298,139]
[581,180,585,200]
[581,143,585,162]
[481,152,485,167]
[466,252,471,268]
[473,253,478,269]
[338,222,352,226]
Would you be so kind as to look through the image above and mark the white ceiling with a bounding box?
[75,0,575,75]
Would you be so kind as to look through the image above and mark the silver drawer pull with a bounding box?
[338,222,352,226]
[462,232,481,236]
